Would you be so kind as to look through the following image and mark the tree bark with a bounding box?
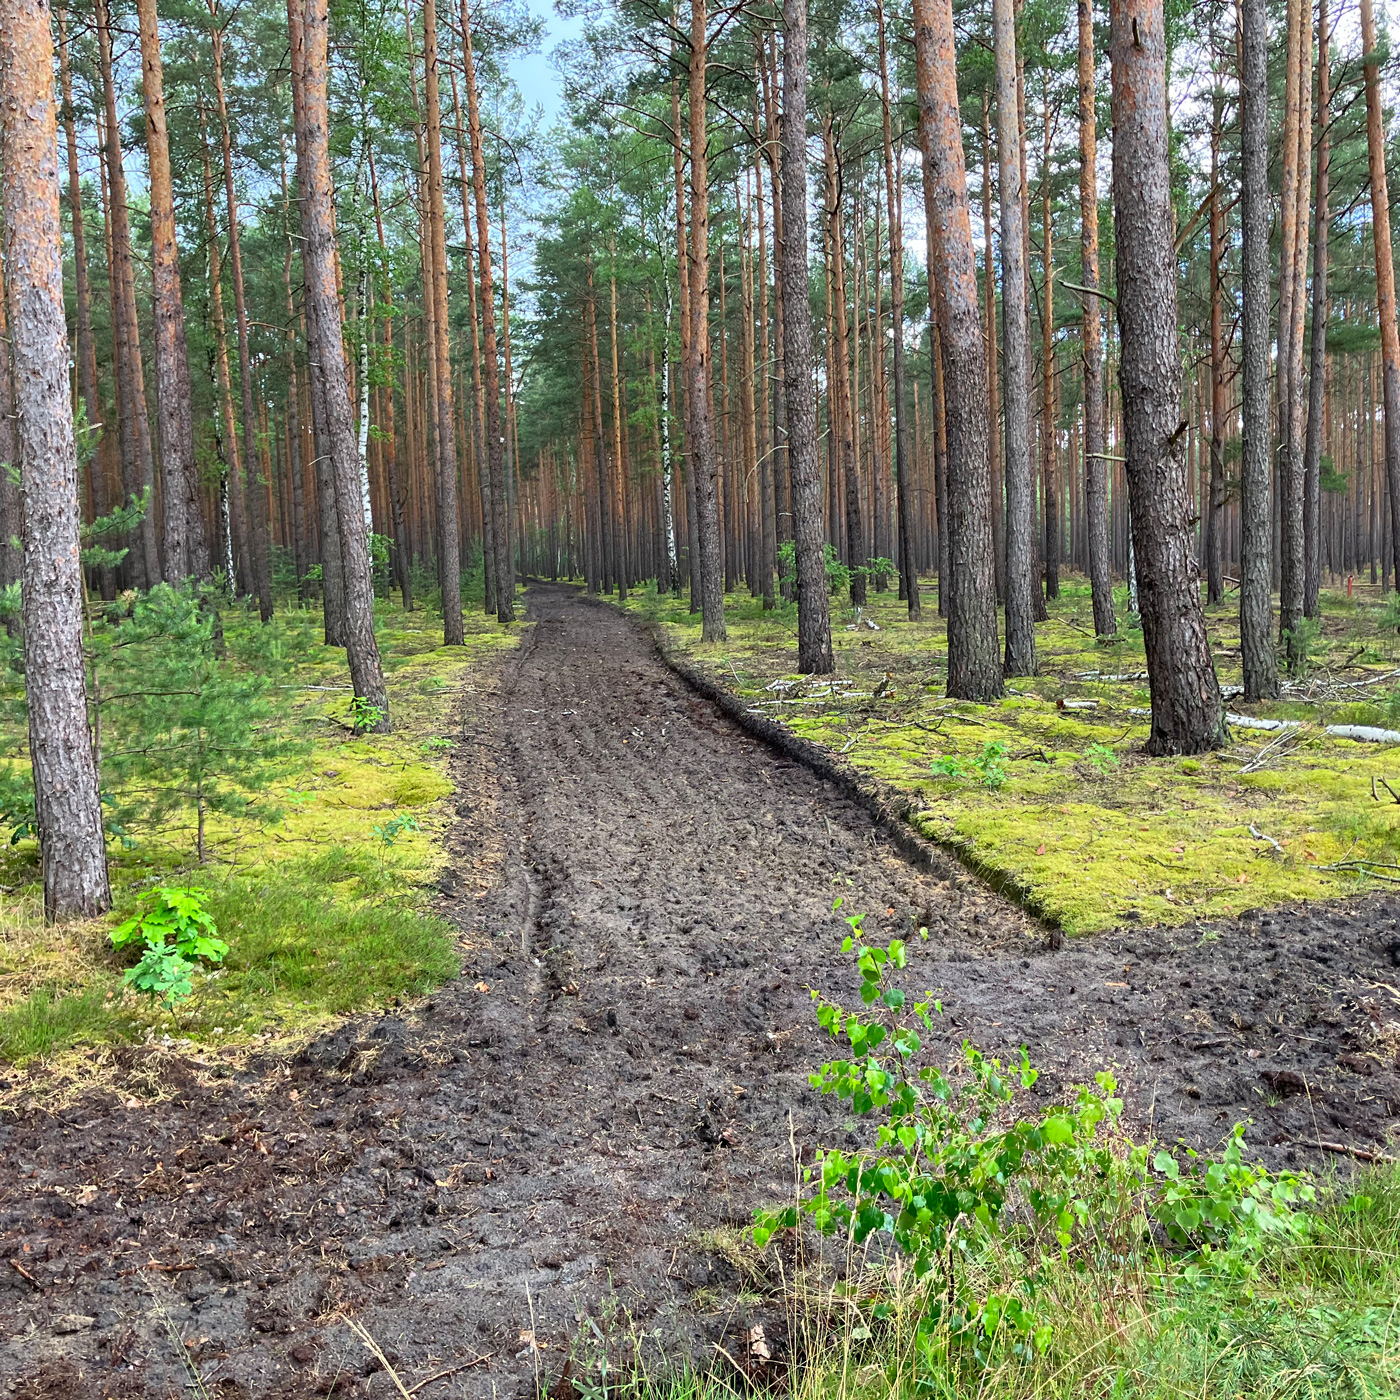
[1361,0,1400,599]
[136,0,206,583]
[994,0,1036,673]
[1078,0,1114,636]
[1303,0,1329,617]
[687,0,726,641]
[914,0,1003,701]
[292,0,388,725]
[0,0,111,919]
[461,0,514,625]
[1040,89,1059,603]
[56,4,104,579]
[1109,0,1225,754]
[1239,0,1278,696]
[422,0,464,642]
[95,0,160,590]
[780,0,833,674]
[209,5,272,619]
[876,0,918,616]
[1206,73,1226,606]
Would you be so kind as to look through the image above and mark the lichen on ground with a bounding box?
[625,576,1400,933]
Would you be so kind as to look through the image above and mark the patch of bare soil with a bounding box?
[1,585,1397,1398]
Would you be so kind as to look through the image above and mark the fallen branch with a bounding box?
[405,1356,493,1395]
[1249,823,1284,855]
[1305,1139,1396,1164]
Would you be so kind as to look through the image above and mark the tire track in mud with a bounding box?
[2,583,1398,1399]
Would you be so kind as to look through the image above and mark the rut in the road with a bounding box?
[3,584,1398,1400]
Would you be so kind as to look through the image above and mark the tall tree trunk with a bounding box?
[876,0,918,616]
[1206,74,1226,606]
[994,0,1036,673]
[1239,0,1278,695]
[1109,0,1225,754]
[753,86,777,610]
[199,111,249,598]
[56,4,105,578]
[822,118,866,608]
[914,0,1003,701]
[0,0,111,918]
[209,6,272,619]
[1362,0,1400,597]
[687,0,726,641]
[281,139,311,603]
[95,0,160,590]
[1279,0,1311,666]
[289,0,345,643]
[367,142,411,611]
[1079,0,1114,636]
[422,0,464,642]
[136,0,205,583]
[292,0,388,724]
[461,0,514,624]
[1040,89,1059,603]
[447,61,493,617]
[1303,0,1329,618]
[781,0,833,674]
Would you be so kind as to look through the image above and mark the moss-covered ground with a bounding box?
[0,586,524,1064]
[626,575,1400,934]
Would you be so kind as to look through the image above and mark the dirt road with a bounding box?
[4,585,1398,1398]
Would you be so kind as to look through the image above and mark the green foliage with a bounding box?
[371,812,420,867]
[0,765,37,845]
[350,695,387,733]
[1084,741,1119,774]
[778,540,852,596]
[754,915,1318,1370]
[98,584,310,859]
[80,488,149,574]
[110,887,229,1009]
[931,742,1009,790]
[1281,615,1323,675]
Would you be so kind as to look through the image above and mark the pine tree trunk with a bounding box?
[136,0,206,583]
[914,0,1002,700]
[1109,0,1225,754]
[0,0,112,919]
[421,0,464,642]
[289,0,345,643]
[994,0,1036,673]
[1079,0,1114,636]
[461,0,513,625]
[687,0,727,641]
[1303,0,1329,617]
[1206,74,1226,606]
[1238,0,1279,695]
[292,0,388,724]
[95,0,160,590]
[56,4,105,579]
[1361,0,1400,597]
[780,0,833,674]
[873,0,918,616]
[210,9,271,619]
[281,142,311,602]
[1040,92,1060,604]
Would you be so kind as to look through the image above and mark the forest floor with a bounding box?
[4,584,1399,1398]
[628,576,1400,932]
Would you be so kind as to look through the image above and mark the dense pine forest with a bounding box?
[8,0,1400,1392]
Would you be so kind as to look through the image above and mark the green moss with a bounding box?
[0,594,523,1062]
[624,580,1400,934]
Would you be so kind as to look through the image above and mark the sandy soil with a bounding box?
[2,584,1398,1399]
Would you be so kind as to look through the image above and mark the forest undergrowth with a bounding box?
[0,576,521,1068]
[630,574,1400,933]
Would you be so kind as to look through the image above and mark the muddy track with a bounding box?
[3,584,1399,1399]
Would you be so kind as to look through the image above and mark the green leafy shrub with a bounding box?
[930,742,1009,790]
[110,887,228,1009]
[754,910,1316,1368]
[1084,741,1119,774]
[778,539,852,596]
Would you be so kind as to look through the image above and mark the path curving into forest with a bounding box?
[4,583,1399,1399]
